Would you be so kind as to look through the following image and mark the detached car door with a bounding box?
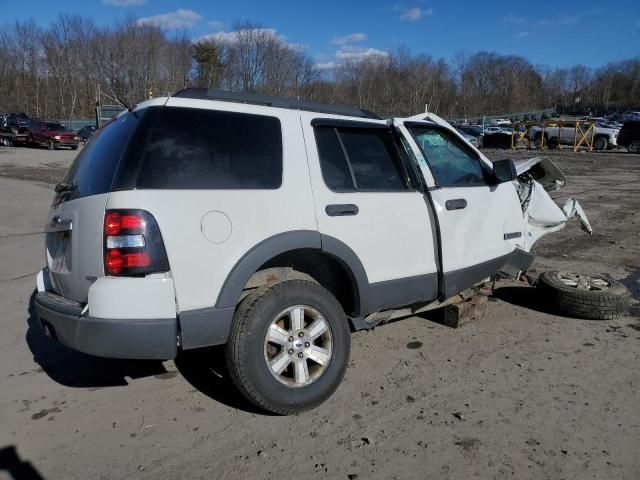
[400,120,525,298]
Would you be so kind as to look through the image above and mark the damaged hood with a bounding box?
[514,156,566,191]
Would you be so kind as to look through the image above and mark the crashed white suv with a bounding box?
[34,89,590,414]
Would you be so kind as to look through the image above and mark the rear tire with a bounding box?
[537,271,631,320]
[593,136,608,151]
[226,280,350,415]
[628,141,640,154]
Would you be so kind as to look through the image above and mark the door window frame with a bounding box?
[311,118,420,193]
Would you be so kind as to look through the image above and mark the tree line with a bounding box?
[1,15,638,121]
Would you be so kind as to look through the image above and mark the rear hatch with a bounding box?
[45,111,144,303]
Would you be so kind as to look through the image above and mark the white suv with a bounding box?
[34,89,591,414]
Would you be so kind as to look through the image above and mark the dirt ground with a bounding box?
[0,144,638,480]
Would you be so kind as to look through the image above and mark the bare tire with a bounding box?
[547,137,559,149]
[593,136,608,151]
[628,141,640,154]
[226,280,350,415]
[537,271,631,320]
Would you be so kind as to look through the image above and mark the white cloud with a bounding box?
[502,14,525,24]
[517,31,530,39]
[102,0,146,5]
[207,20,224,31]
[195,28,308,52]
[315,62,337,70]
[400,7,433,22]
[197,28,285,44]
[137,9,202,29]
[537,8,604,26]
[331,33,367,45]
[335,45,388,61]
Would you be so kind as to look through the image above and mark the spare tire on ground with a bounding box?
[537,271,631,320]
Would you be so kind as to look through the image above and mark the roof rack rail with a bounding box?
[172,88,381,120]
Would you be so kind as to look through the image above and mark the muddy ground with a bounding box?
[0,145,638,480]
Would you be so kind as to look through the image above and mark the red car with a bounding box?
[29,120,79,150]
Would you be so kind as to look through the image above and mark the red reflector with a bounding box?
[106,249,151,274]
[104,212,143,236]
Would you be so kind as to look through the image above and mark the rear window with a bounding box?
[114,106,282,190]
[54,111,142,205]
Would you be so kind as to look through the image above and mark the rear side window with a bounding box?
[116,107,282,190]
[55,112,142,205]
[315,127,409,192]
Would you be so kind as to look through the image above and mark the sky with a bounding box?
[2,0,639,69]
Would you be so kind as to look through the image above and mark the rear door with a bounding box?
[302,117,439,313]
[399,120,524,298]
[45,111,143,303]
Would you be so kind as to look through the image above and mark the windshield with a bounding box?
[46,123,72,132]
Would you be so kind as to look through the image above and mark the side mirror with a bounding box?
[492,159,517,183]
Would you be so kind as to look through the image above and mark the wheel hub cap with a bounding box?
[263,305,333,388]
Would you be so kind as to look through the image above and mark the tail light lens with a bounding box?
[103,209,169,276]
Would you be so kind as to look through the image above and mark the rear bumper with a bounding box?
[34,291,178,360]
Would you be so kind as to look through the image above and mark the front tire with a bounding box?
[593,136,608,151]
[47,140,54,150]
[226,280,350,415]
[628,141,640,154]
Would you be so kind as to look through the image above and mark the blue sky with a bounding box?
[3,0,639,69]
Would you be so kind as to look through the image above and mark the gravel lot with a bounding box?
[0,145,639,480]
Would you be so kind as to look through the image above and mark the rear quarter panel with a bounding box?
[105,105,317,313]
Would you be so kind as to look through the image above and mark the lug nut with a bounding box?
[297,352,304,358]
[288,336,294,342]
[288,349,294,355]
[304,342,310,348]
[298,332,304,338]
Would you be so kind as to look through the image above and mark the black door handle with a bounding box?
[325,204,359,216]
[445,198,467,211]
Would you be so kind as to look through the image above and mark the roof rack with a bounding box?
[172,88,381,120]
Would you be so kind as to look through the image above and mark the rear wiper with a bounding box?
[54,181,76,193]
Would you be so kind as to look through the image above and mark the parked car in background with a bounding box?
[484,125,512,135]
[492,118,511,126]
[529,123,618,150]
[455,128,479,147]
[616,121,640,153]
[77,125,97,142]
[456,125,484,138]
[29,120,79,150]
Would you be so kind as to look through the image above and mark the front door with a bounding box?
[398,119,524,298]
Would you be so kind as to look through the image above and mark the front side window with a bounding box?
[314,126,409,192]
[409,126,486,187]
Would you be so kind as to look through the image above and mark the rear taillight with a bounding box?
[103,209,169,276]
